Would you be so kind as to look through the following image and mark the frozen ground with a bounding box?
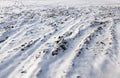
[0,0,120,78]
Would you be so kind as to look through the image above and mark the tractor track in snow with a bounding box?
[0,5,120,78]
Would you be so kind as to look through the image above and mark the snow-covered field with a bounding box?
[0,0,120,78]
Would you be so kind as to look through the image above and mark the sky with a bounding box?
[0,0,120,7]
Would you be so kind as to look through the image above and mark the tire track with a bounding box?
[7,13,95,78]
[65,18,113,78]
[33,20,104,78]
[0,15,83,78]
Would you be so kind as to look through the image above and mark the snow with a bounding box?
[0,0,120,78]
